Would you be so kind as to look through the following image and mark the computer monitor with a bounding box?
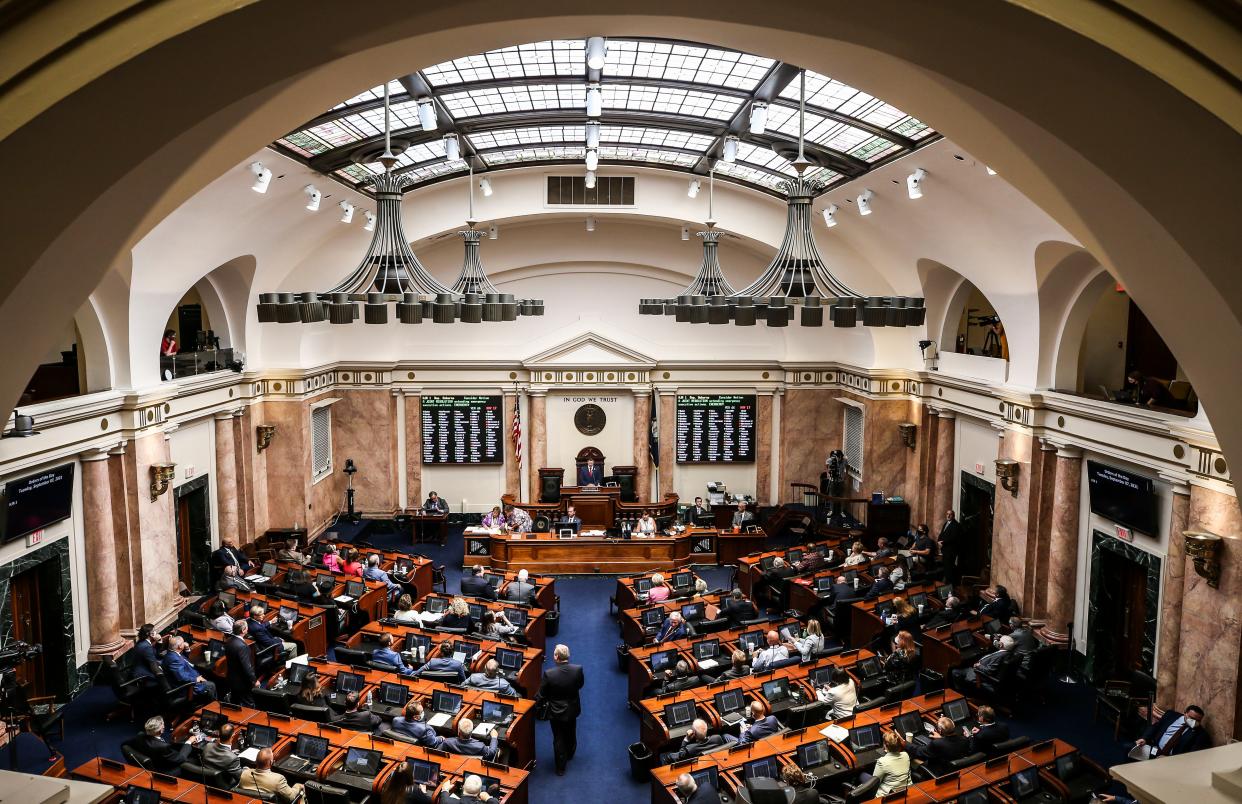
[857,657,883,678]
[335,671,364,693]
[558,529,576,539]
[680,602,705,622]
[692,640,719,660]
[495,647,524,672]
[430,690,463,714]
[294,734,330,761]
[848,724,883,751]
[1055,754,1078,780]
[485,574,504,588]
[786,549,804,564]
[641,608,664,628]
[958,791,989,804]
[908,592,928,610]
[424,597,448,614]
[952,629,977,650]
[404,633,432,655]
[287,663,311,685]
[690,767,720,796]
[481,700,514,724]
[394,559,413,575]
[124,786,161,804]
[650,650,677,673]
[761,678,791,702]
[635,578,653,594]
[795,739,830,770]
[814,576,835,594]
[672,572,693,589]
[942,698,972,724]
[713,689,746,714]
[743,756,781,780]
[759,556,777,571]
[378,681,409,707]
[315,573,336,592]
[664,701,695,728]
[410,759,440,785]
[504,607,528,628]
[279,605,298,624]
[246,724,279,749]
[808,666,834,688]
[876,604,894,622]
[466,603,484,620]
[983,618,1003,635]
[343,747,382,777]
[936,583,954,601]
[218,591,236,609]
[345,580,367,598]
[453,640,481,659]
[842,570,859,585]
[892,712,925,737]
[737,631,764,653]
[261,561,278,577]
[198,709,227,733]
[1009,767,1040,798]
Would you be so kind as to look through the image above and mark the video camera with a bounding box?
[0,641,42,672]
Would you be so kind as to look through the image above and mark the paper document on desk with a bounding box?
[1127,744,1155,761]
[285,654,309,669]
[333,595,354,604]
[583,530,606,537]
[421,612,443,624]
[820,724,850,743]
[427,712,452,728]
[472,722,495,737]
[697,659,718,670]
[239,747,260,762]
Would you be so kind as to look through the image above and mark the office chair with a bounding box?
[419,670,465,684]
[332,647,371,668]
[289,703,334,723]
[179,760,228,788]
[121,742,151,769]
[306,780,362,804]
[251,687,291,715]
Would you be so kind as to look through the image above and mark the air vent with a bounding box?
[547,176,634,205]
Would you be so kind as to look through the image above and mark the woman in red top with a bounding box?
[339,548,363,577]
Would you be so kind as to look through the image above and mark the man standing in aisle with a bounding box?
[537,643,585,776]
[938,509,963,586]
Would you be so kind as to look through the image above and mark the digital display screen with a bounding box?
[1087,460,1158,535]
[762,678,790,701]
[796,740,829,769]
[496,647,523,671]
[676,395,756,463]
[335,672,364,693]
[743,757,780,779]
[849,724,882,750]
[411,759,440,784]
[943,698,971,723]
[431,690,462,714]
[650,650,676,673]
[379,682,408,706]
[421,395,503,464]
[295,734,329,761]
[693,640,719,659]
[246,724,278,748]
[714,689,745,713]
[344,747,381,776]
[664,702,695,726]
[1,463,74,543]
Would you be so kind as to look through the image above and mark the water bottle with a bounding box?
[853,577,860,590]
[366,689,373,707]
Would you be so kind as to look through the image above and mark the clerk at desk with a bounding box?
[577,458,604,486]
[559,505,582,533]
[423,491,449,514]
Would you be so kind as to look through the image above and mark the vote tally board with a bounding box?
[675,394,756,463]
[420,395,503,464]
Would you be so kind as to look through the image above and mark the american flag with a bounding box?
[511,398,522,471]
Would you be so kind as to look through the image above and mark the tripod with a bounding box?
[981,327,1002,358]
[332,471,360,526]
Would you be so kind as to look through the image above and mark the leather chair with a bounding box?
[103,657,146,722]
[841,775,881,803]
[289,703,334,723]
[179,760,227,788]
[990,735,1030,755]
[306,780,363,804]
[419,670,465,684]
[368,660,400,673]
[251,687,291,715]
[333,646,371,668]
[121,742,151,769]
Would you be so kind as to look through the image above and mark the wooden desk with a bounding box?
[403,510,449,545]
[413,595,548,650]
[716,530,769,565]
[736,538,840,597]
[71,758,267,803]
[221,592,331,658]
[920,618,993,676]
[847,582,941,650]
[613,571,704,613]
[618,594,727,648]
[487,532,694,575]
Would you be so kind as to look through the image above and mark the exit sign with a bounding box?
[25,529,43,547]
[975,462,986,474]
[1116,525,1133,542]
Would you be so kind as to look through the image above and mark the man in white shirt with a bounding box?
[749,630,790,672]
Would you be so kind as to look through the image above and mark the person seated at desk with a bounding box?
[864,731,911,797]
[207,599,235,634]
[925,596,965,628]
[461,564,498,600]
[439,597,475,632]
[816,667,857,719]
[446,774,494,804]
[730,501,754,529]
[415,642,467,683]
[883,630,921,682]
[738,701,781,745]
[974,584,1018,620]
[238,748,304,804]
[276,539,306,563]
[720,589,758,626]
[682,497,710,525]
[296,673,328,708]
[843,541,868,567]
[558,505,582,533]
[391,700,445,748]
[504,569,536,604]
[577,458,604,486]
[423,491,449,515]
[392,593,423,625]
[863,565,895,601]
[479,611,519,639]
[128,715,200,773]
[442,718,500,761]
[211,538,255,579]
[1133,704,1208,757]
[636,510,659,536]
[280,569,320,602]
[867,537,896,560]
[481,505,506,529]
[338,548,363,577]
[775,766,822,804]
[967,705,1010,756]
[247,604,297,661]
[749,630,790,672]
[335,691,383,732]
[363,554,402,600]
[161,635,217,702]
[217,564,253,593]
[951,635,1016,692]
[720,650,751,680]
[647,573,671,603]
[675,771,718,804]
[757,557,797,606]
[657,660,706,695]
[794,546,833,573]
[655,611,689,643]
[908,524,937,569]
[1006,616,1041,666]
[909,716,970,775]
[503,503,532,533]
[131,624,165,687]
[781,619,825,660]
[321,543,343,573]
[373,633,417,676]
[466,659,517,696]
[381,760,435,804]
[669,718,736,762]
[890,598,922,639]
[201,723,243,788]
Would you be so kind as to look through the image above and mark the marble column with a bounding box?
[231,411,252,541]
[1155,479,1190,711]
[528,392,547,502]
[755,394,773,506]
[658,392,676,499]
[394,391,408,508]
[214,411,240,542]
[82,449,126,658]
[1029,440,1060,618]
[503,392,521,498]
[1040,445,1083,644]
[931,410,956,519]
[632,392,651,503]
[108,441,140,636]
[404,392,422,507]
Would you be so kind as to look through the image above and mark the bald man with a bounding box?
[536,644,585,775]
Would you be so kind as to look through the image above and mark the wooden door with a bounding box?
[176,493,195,591]
[1117,557,1148,674]
[9,569,46,696]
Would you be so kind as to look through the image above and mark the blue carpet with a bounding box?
[3,518,1137,802]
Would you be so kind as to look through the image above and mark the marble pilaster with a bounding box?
[1155,479,1190,711]
[503,392,520,498]
[528,392,547,502]
[231,411,254,541]
[81,449,125,658]
[213,411,240,542]
[633,392,651,503]
[777,389,842,504]
[658,392,676,499]
[1028,441,1060,617]
[755,394,773,506]
[931,410,956,519]
[404,392,422,507]
[1040,445,1082,644]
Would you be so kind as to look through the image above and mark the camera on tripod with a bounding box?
[0,641,42,673]
[969,314,1001,326]
[343,458,357,475]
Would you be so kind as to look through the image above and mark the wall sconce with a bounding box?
[1185,530,1223,589]
[256,424,277,453]
[149,462,177,501]
[995,458,1020,496]
[897,422,917,449]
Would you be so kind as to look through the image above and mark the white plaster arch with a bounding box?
[73,296,113,393]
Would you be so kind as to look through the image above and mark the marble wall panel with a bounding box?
[249,404,271,538]
[134,431,181,624]
[330,390,396,513]
[633,394,651,503]
[108,446,140,635]
[503,394,519,497]
[859,395,911,501]
[990,431,1035,608]
[406,394,423,506]
[233,411,254,541]
[0,539,87,696]
[1155,486,1190,711]
[261,401,310,530]
[658,394,676,498]
[778,390,843,504]
[755,395,773,506]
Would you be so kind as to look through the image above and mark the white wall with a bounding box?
[545,392,635,475]
[167,418,220,545]
[1078,287,1130,394]
[676,463,758,503]
[422,464,503,515]
[953,415,1000,510]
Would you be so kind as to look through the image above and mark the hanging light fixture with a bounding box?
[722,135,739,163]
[643,71,923,329]
[256,82,542,326]
[450,162,509,323]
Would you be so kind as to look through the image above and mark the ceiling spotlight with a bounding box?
[586,83,602,117]
[338,200,355,223]
[907,168,926,200]
[986,166,998,176]
[749,101,768,135]
[363,210,375,231]
[722,135,739,163]
[488,224,498,240]
[681,225,690,241]
[585,148,599,171]
[857,190,874,216]
[822,203,839,228]
[688,179,701,198]
[250,161,272,193]
[443,133,460,162]
[417,97,438,130]
[479,176,493,197]
[585,121,601,150]
[585,170,597,189]
[304,184,321,212]
[586,216,596,232]
[586,37,608,71]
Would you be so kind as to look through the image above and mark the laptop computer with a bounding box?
[952,628,983,661]
[334,579,367,605]
[426,690,464,729]
[371,681,410,718]
[640,607,664,632]
[423,597,449,615]
[327,747,383,789]
[795,739,836,776]
[503,607,528,629]
[807,666,835,689]
[935,584,954,601]
[238,723,279,762]
[736,630,764,653]
[278,605,299,626]
[285,662,311,687]
[198,709,227,735]
[393,558,414,577]
[327,671,364,706]
[759,556,777,571]
[786,549,804,565]
[672,571,693,590]
[410,759,441,786]
[848,723,885,766]
[403,633,432,662]
[814,576,836,595]
[908,592,928,610]
[690,767,720,797]
[743,756,781,780]
[474,699,515,734]
[663,700,697,738]
[276,734,330,774]
[649,649,678,674]
[942,697,976,731]
[1054,753,1078,781]
[891,711,926,739]
[466,603,484,620]
[680,602,705,622]
[635,577,653,596]
[714,688,747,725]
[495,647,524,674]
[1008,767,1045,800]
[762,677,800,712]
[314,573,336,595]
[691,639,720,670]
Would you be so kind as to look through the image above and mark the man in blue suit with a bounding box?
[389,701,444,748]
[577,458,604,486]
[442,718,500,761]
[738,701,781,745]
[655,611,688,644]
[245,605,296,661]
[371,633,416,676]
[132,624,164,688]
[1134,705,1209,758]
[162,635,217,702]
[414,642,466,683]
[362,555,402,601]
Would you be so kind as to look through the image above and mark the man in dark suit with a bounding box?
[863,566,894,601]
[682,497,710,525]
[577,458,604,486]
[371,633,416,675]
[211,538,253,585]
[658,661,705,695]
[720,589,759,626]
[675,772,718,804]
[911,716,971,775]
[937,510,963,585]
[131,623,164,687]
[334,692,382,732]
[968,706,1010,757]
[557,505,582,533]
[389,701,444,748]
[1135,705,1209,757]
[730,501,755,529]
[460,565,497,600]
[224,621,257,707]
[668,719,736,762]
[738,701,781,745]
[925,596,965,629]
[442,718,500,760]
[655,612,688,644]
[503,569,536,604]
[132,715,199,772]
[423,491,449,514]
[537,643,585,775]
[414,643,467,683]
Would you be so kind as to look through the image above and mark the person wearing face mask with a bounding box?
[1133,705,1209,757]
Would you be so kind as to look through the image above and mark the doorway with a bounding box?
[1086,531,1161,682]
[8,559,69,699]
[958,472,995,581]
[174,475,212,594]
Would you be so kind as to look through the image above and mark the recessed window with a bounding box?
[311,406,332,482]
[843,404,864,482]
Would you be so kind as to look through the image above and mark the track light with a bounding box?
[417,97,438,131]
[586,216,596,232]
[586,37,608,71]
[338,200,354,223]
[986,166,997,176]
[857,190,873,216]
[586,83,602,117]
[681,225,690,241]
[688,179,701,198]
[443,133,460,162]
[907,168,926,200]
[585,148,599,171]
[364,211,375,231]
[488,224,498,240]
[749,102,768,135]
[585,170,597,189]
[479,176,493,197]
[585,121,600,150]
[722,135,739,163]
[304,185,321,212]
[822,204,839,228]
[250,161,272,193]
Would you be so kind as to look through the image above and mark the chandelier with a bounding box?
[640,72,924,328]
[256,83,542,325]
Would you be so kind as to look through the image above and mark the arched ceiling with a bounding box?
[272,37,940,197]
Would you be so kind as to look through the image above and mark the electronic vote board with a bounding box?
[421,395,503,464]
[675,394,756,463]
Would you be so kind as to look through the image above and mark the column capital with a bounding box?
[162,423,180,439]
[1055,445,1083,459]
[1159,473,1192,495]
[528,389,547,398]
[213,411,235,421]
[80,447,112,462]
[402,388,422,398]
[936,409,956,421]
[108,440,128,456]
